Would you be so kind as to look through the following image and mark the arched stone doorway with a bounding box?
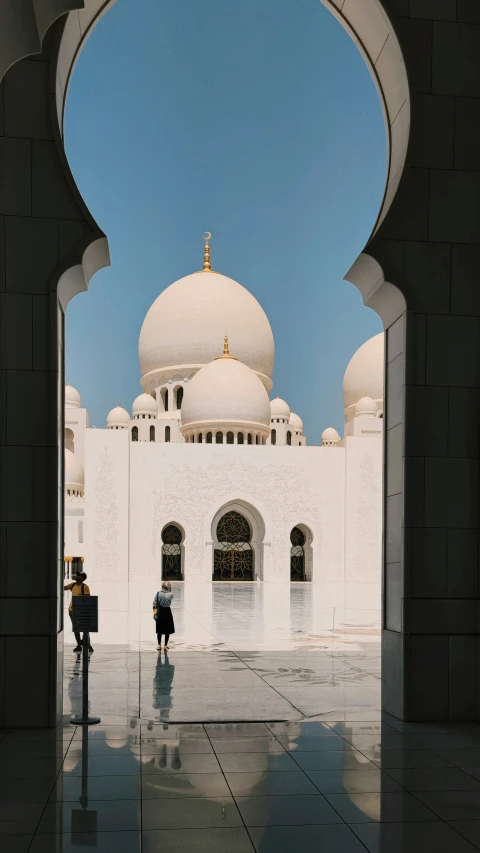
[213,510,254,581]
[3,2,480,725]
[211,501,265,581]
[161,523,184,581]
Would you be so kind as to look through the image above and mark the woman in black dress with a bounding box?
[153,581,175,651]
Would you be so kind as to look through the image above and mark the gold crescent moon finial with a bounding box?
[202,232,212,271]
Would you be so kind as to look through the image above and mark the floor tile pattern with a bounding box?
[3,714,480,851]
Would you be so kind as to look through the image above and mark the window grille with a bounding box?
[216,431,223,444]
[150,425,155,441]
[271,429,276,446]
[207,432,212,443]
[237,433,244,445]
[287,431,292,446]
[132,426,138,441]
[165,425,171,442]
[226,431,234,444]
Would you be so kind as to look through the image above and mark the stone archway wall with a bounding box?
[1,0,480,725]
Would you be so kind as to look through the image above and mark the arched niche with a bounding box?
[161,522,185,581]
[290,524,314,582]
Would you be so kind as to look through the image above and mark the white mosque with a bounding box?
[64,237,384,641]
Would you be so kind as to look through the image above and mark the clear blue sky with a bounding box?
[65,0,385,440]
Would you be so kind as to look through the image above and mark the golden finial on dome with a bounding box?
[202,231,212,271]
[215,334,237,360]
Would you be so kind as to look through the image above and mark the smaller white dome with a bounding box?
[132,392,157,416]
[343,332,384,417]
[289,411,303,432]
[107,405,130,428]
[65,384,81,408]
[354,396,378,418]
[321,427,340,446]
[270,397,290,419]
[65,449,84,490]
[181,348,271,435]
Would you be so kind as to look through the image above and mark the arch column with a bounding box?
[343,1,480,721]
[0,7,109,727]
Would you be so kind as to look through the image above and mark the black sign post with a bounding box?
[70,596,100,725]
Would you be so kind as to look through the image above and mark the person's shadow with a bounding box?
[152,652,175,722]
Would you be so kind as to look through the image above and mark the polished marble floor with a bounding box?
[64,582,381,723]
[4,585,479,851]
[4,719,480,851]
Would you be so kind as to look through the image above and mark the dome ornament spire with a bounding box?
[215,334,237,360]
[202,231,212,271]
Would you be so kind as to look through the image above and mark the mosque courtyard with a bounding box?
[64,582,381,724]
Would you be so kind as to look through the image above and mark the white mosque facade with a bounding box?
[64,241,384,641]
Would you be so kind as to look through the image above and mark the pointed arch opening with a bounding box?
[161,522,184,581]
[211,500,265,582]
[290,524,314,582]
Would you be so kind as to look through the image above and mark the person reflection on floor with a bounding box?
[152,651,175,724]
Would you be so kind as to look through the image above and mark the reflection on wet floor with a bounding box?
[3,718,480,852]
[9,583,473,852]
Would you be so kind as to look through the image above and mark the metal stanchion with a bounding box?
[70,597,100,725]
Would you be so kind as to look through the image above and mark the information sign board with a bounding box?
[72,596,98,633]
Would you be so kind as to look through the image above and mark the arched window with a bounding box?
[247,433,252,445]
[162,389,169,412]
[216,431,223,444]
[271,429,276,446]
[214,511,253,580]
[162,524,183,580]
[191,435,195,442]
[165,425,170,443]
[237,432,244,445]
[206,432,212,443]
[226,431,234,444]
[132,426,138,442]
[255,435,259,445]
[176,387,183,409]
[65,428,74,453]
[198,433,203,443]
[150,425,155,442]
[290,526,306,580]
[287,431,292,446]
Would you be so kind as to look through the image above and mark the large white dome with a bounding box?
[343,332,384,418]
[181,351,271,436]
[65,449,84,491]
[139,271,274,391]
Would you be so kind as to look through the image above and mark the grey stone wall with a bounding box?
[0,14,106,727]
[374,0,480,719]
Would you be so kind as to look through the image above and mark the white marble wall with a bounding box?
[72,431,382,644]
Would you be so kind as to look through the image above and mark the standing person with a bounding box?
[153,581,175,651]
[64,571,94,654]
